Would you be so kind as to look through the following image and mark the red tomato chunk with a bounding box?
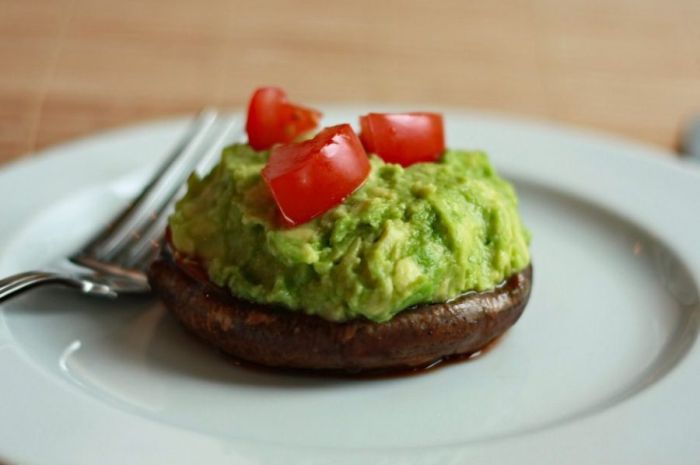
[246,87,321,151]
[262,124,370,226]
[359,112,445,167]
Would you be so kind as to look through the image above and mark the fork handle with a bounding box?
[0,271,116,304]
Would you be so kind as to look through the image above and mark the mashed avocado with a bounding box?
[169,144,530,323]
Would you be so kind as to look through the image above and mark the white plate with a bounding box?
[1,108,699,465]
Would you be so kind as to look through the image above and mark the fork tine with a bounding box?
[117,116,243,270]
[77,109,220,263]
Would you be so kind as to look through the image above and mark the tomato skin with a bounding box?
[246,87,322,151]
[262,124,370,226]
[359,112,445,167]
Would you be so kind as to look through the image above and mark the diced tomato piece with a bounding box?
[359,112,445,167]
[246,87,322,151]
[262,124,370,226]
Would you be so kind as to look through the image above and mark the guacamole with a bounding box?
[169,145,530,323]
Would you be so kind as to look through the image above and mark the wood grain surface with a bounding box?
[2,0,699,165]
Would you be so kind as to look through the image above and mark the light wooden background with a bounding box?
[2,0,700,165]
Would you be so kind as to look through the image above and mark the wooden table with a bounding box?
[2,0,699,164]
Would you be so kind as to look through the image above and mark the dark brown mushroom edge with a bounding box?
[148,246,532,375]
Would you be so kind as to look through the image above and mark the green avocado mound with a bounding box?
[169,144,531,323]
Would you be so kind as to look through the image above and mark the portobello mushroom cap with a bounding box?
[148,248,532,373]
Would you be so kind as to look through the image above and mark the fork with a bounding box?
[0,109,241,303]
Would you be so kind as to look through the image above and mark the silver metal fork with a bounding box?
[0,109,241,303]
